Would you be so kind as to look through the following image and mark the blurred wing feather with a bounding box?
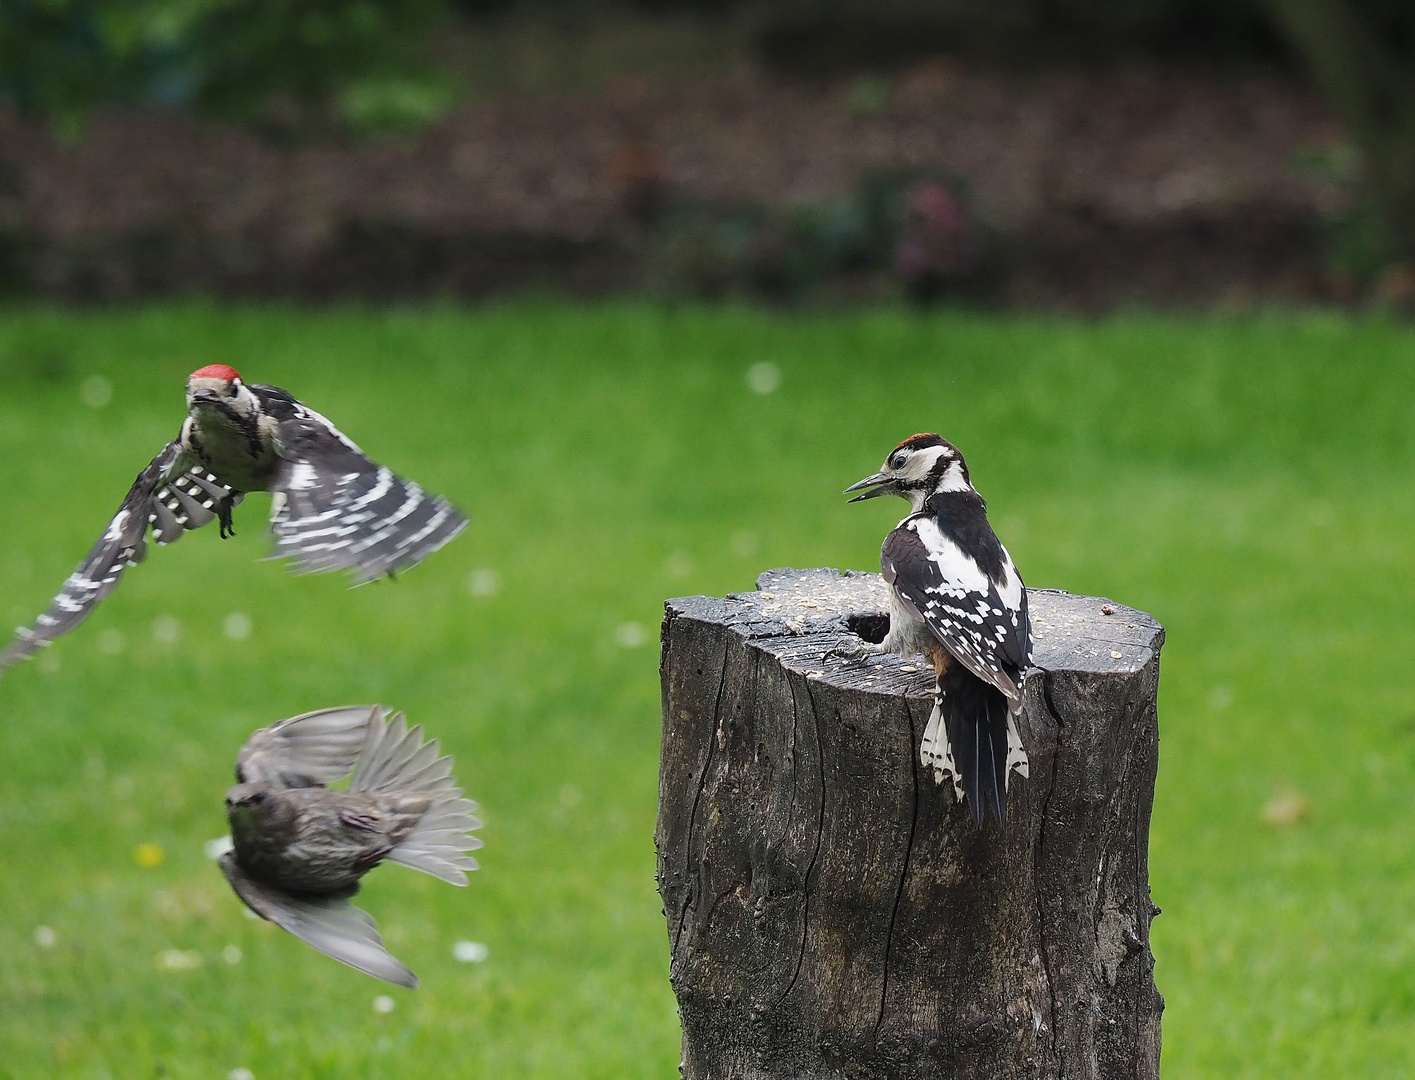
[219,852,417,988]
[236,705,383,787]
[268,418,466,585]
[0,440,228,673]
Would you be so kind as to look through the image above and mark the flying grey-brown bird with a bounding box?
[218,705,482,988]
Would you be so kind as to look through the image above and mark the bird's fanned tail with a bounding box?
[350,710,484,886]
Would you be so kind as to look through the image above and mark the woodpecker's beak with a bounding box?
[190,387,221,404]
[844,472,892,502]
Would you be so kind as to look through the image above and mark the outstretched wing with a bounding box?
[236,705,383,787]
[219,852,417,988]
[267,417,467,586]
[0,442,241,673]
[881,515,1031,702]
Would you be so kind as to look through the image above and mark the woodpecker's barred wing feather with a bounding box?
[218,852,417,988]
[235,705,382,788]
[350,711,483,886]
[0,441,241,673]
[884,514,1032,816]
[268,418,467,586]
[881,517,1030,701]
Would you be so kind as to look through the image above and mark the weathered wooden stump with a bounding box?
[657,568,1164,1080]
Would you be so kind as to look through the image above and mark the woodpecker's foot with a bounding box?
[825,633,880,663]
[217,496,237,539]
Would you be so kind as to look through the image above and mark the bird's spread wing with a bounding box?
[219,852,417,988]
[236,705,383,787]
[267,418,467,586]
[1,441,241,673]
[882,516,1031,702]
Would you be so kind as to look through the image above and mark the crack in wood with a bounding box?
[1035,671,1065,1072]
[775,670,828,1011]
[875,697,921,1037]
[673,637,731,960]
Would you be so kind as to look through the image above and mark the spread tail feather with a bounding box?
[350,710,483,885]
[920,667,1028,826]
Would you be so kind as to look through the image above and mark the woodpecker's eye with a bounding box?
[227,380,241,395]
[890,451,908,469]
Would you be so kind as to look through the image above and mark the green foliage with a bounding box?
[1,303,1414,1076]
[0,0,452,133]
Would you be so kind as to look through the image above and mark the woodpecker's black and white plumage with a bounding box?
[220,705,483,988]
[843,433,1032,825]
[1,365,467,673]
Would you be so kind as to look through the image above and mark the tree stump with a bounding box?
[656,568,1164,1080]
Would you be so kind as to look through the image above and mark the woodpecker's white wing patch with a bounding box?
[269,418,467,585]
[219,852,417,988]
[236,705,382,788]
[0,440,240,674]
[882,515,1031,702]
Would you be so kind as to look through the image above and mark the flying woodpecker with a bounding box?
[842,433,1032,825]
[220,705,482,988]
[1,365,467,673]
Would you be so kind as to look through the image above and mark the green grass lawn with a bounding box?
[1,302,1413,1078]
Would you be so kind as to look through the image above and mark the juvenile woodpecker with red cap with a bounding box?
[841,434,1032,826]
[1,365,467,672]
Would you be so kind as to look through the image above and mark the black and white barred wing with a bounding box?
[883,518,1033,804]
[881,517,1031,701]
[269,418,467,586]
[0,442,240,673]
[218,852,418,988]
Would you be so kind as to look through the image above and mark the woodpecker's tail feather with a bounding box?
[921,667,1028,826]
[349,710,483,886]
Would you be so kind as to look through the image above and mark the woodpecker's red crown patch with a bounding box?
[190,364,242,381]
[894,432,945,453]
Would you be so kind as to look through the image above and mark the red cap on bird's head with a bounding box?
[892,432,945,453]
[189,364,241,382]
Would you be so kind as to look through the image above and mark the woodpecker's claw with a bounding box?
[825,633,876,663]
[217,496,237,539]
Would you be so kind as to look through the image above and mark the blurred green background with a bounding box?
[1,303,1414,1077]
[4,0,1415,1076]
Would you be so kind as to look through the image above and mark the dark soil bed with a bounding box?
[0,61,1352,309]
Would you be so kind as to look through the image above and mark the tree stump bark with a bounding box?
[656,568,1164,1080]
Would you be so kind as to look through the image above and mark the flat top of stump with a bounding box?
[666,567,1163,701]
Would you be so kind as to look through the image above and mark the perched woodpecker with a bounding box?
[1,365,467,673]
[842,433,1032,825]
[220,705,483,988]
